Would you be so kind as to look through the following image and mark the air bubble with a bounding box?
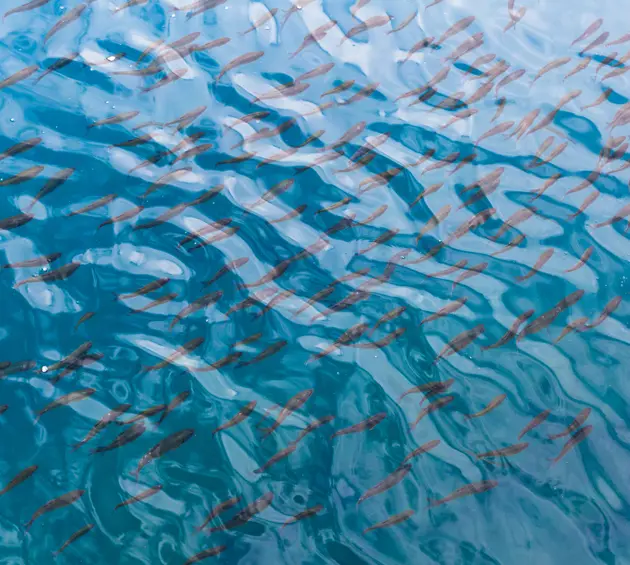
[41,366,48,373]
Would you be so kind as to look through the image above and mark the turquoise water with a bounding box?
[1,0,629,562]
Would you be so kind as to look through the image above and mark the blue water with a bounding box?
[1,0,629,562]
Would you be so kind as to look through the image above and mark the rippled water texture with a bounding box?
[0,0,629,563]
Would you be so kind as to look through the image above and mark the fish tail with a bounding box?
[24,520,33,531]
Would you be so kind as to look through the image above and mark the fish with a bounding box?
[91,422,146,454]
[282,505,324,528]
[530,174,562,201]
[128,292,178,314]
[169,293,222,330]
[517,410,551,440]
[442,109,478,129]
[410,395,455,429]
[339,15,392,44]
[196,352,243,372]
[550,425,593,465]
[88,112,140,130]
[555,317,589,342]
[528,90,582,135]
[191,37,231,54]
[139,168,192,200]
[322,80,355,98]
[515,249,554,282]
[549,408,592,441]
[564,57,592,80]
[0,65,39,90]
[532,57,571,85]
[579,32,610,54]
[308,322,370,360]
[475,442,529,459]
[446,32,484,63]
[44,4,86,44]
[216,51,264,82]
[203,258,249,287]
[172,143,213,164]
[72,403,131,451]
[0,138,42,163]
[0,165,45,187]
[231,333,263,349]
[41,343,93,374]
[260,389,314,439]
[3,252,61,270]
[568,192,599,219]
[254,290,296,317]
[348,328,406,349]
[419,298,467,327]
[465,394,507,419]
[426,260,468,279]
[269,204,307,224]
[587,296,622,328]
[74,312,95,331]
[53,524,94,556]
[402,37,436,63]
[157,391,190,426]
[254,443,297,474]
[388,10,417,33]
[572,18,603,45]
[248,179,294,209]
[482,310,534,351]
[358,464,412,505]
[140,69,189,94]
[280,0,316,28]
[434,325,484,363]
[492,208,537,240]
[183,546,228,564]
[26,167,75,212]
[291,415,335,445]
[436,16,476,47]
[25,489,85,530]
[67,194,117,217]
[113,0,149,12]
[115,485,163,510]
[363,510,414,534]
[4,0,50,19]
[196,497,241,531]
[429,480,498,508]
[225,288,279,316]
[594,202,630,228]
[34,388,96,423]
[350,0,370,16]
[452,262,487,289]
[0,464,37,497]
[0,212,33,232]
[581,88,613,111]
[518,290,585,341]
[216,152,256,167]
[251,82,310,104]
[119,406,166,426]
[369,306,405,336]
[402,440,441,463]
[290,20,338,58]
[144,337,204,371]
[115,278,169,301]
[213,401,257,435]
[359,229,399,255]
[98,206,143,230]
[322,121,367,151]
[241,8,277,35]
[331,412,387,439]
[340,82,380,105]
[476,121,514,145]
[208,492,273,532]
[35,52,80,83]
[399,379,455,404]
[135,429,194,477]
[409,182,443,208]
[178,219,233,248]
